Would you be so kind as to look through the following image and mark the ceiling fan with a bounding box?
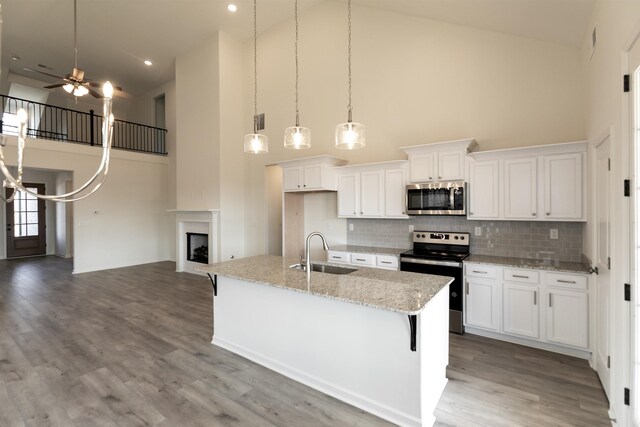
[25,0,123,98]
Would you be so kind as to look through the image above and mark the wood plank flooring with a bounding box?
[0,257,610,426]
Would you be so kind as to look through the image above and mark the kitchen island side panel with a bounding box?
[212,276,449,427]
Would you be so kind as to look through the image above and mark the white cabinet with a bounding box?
[502,281,540,339]
[465,264,500,332]
[385,168,408,217]
[336,161,408,219]
[279,156,347,192]
[326,250,399,271]
[504,157,537,219]
[401,138,477,183]
[468,160,500,219]
[359,170,385,217]
[545,272,589,349]
[543,153,583,220]
[467,141,587,222]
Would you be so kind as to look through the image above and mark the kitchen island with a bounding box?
[198,255,452,427]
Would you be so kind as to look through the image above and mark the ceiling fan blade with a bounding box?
[87,87,103,98]
[23,67,65,80]
[44,84,65,89]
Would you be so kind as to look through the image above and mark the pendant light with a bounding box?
[284,0,310,149]
[335,0,364,150]
[244,0,268,154]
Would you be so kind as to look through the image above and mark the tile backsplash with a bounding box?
[347,217,584,263]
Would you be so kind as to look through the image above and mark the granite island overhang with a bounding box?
[198,255,452,427]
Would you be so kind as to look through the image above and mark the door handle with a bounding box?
[533,291,537,305]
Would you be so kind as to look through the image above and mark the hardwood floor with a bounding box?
[0,257,610,426]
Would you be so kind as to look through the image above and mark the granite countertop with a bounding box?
[329,245,407,257]
[197,255,451,315]
[465,254,591,274]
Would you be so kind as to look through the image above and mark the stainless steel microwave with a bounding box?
[406,181,466,215]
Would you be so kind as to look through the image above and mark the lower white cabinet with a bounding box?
[464,262,590,356]
[326,250,399,271]
[546,287,588,348]
[502,282,540,339]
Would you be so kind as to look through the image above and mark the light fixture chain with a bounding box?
[347,0,352,114]
[253,0,258,122]
[73,0,78,68]
[295,0,300,126]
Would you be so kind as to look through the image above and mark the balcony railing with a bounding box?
[0,94,168,155]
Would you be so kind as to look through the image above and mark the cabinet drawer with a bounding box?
[503,268,539,284]
[350,253,376,266]
[545,272,587,290]
[376,255,399,270]
[466,264,499,279]
[327,251,349,264]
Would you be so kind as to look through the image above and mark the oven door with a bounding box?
[400,258,464,334]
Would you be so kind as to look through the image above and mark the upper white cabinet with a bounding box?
[279,156,347,192]
[543,153,583,220]
[504,157,537,219]
[401,138,478,183]
[336,161,409,219]
[467,141,587,222]
[468,159,500,219]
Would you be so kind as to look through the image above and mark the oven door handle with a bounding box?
[401,257,462,268]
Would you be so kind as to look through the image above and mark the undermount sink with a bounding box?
[289,263,357,275]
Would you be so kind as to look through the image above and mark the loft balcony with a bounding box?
[1,94,168,155]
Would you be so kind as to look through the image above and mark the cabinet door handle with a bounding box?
[331,256,341,259]
[355,258,366,262]
[549,294,552,307]
[438,176,442,179]
[557,279,576,284]
[429,176,432,180]
[466,281,469,295]
[533,291,537,305]
[532,213,536,216]
[472,270,487,274]
[360,212,363,215]
[546,212,551,216]
[380,261,392,264]
[513,274,529,279]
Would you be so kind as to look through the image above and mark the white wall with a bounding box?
[0,136,172,273]
[55,172,73,258]
[238,1,587,259]
[582,2,640,425]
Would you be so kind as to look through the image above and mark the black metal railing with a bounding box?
[0,94,167,155]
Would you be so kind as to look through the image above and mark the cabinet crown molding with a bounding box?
[400,138,478,156]
[468,141,587,161]
[276,155,347,167]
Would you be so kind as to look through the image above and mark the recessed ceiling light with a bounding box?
[11,55,20,61]
[227,4,237,12]
[144,60,153,66]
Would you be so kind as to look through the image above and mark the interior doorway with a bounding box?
[5,183,47,258]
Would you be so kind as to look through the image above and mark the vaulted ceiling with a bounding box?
[2,0,595,97]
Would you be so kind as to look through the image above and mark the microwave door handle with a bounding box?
[450,187,455,209]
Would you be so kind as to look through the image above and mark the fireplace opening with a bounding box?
[186,232,208,264]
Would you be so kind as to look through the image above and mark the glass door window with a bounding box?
[13,187,40,237]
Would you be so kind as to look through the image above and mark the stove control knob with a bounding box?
[421,234,426,238]
[454,236,459,240]
[460,236,465,240]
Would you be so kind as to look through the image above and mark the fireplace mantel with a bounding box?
[171,210,220,275]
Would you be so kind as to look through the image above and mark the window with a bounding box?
[13,187,40,237]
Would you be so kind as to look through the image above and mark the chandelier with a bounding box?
[0,82,115,203]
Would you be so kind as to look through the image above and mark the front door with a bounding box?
[5,183,46,258]
[595,136,611,399]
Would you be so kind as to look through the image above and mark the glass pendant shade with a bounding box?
[244,133,268,154]
[73,85,88,97]
[284,126,310,149]
[63,84,74,93]
[335,121,365,150]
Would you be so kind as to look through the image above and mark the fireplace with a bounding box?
[186,232,208,264]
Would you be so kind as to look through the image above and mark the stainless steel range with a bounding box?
[400,231,470,334]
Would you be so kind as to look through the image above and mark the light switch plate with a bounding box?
[475,226,482,236]
[550,229,558,239]
[349,223,354,232]
[408,225,414,232]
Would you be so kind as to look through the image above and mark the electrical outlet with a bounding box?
[550,229,558,239]
[349,223,354,232]
[475,226,482,236]
[408,225,414,233]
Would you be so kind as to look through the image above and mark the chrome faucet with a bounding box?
[305,231,329,283]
